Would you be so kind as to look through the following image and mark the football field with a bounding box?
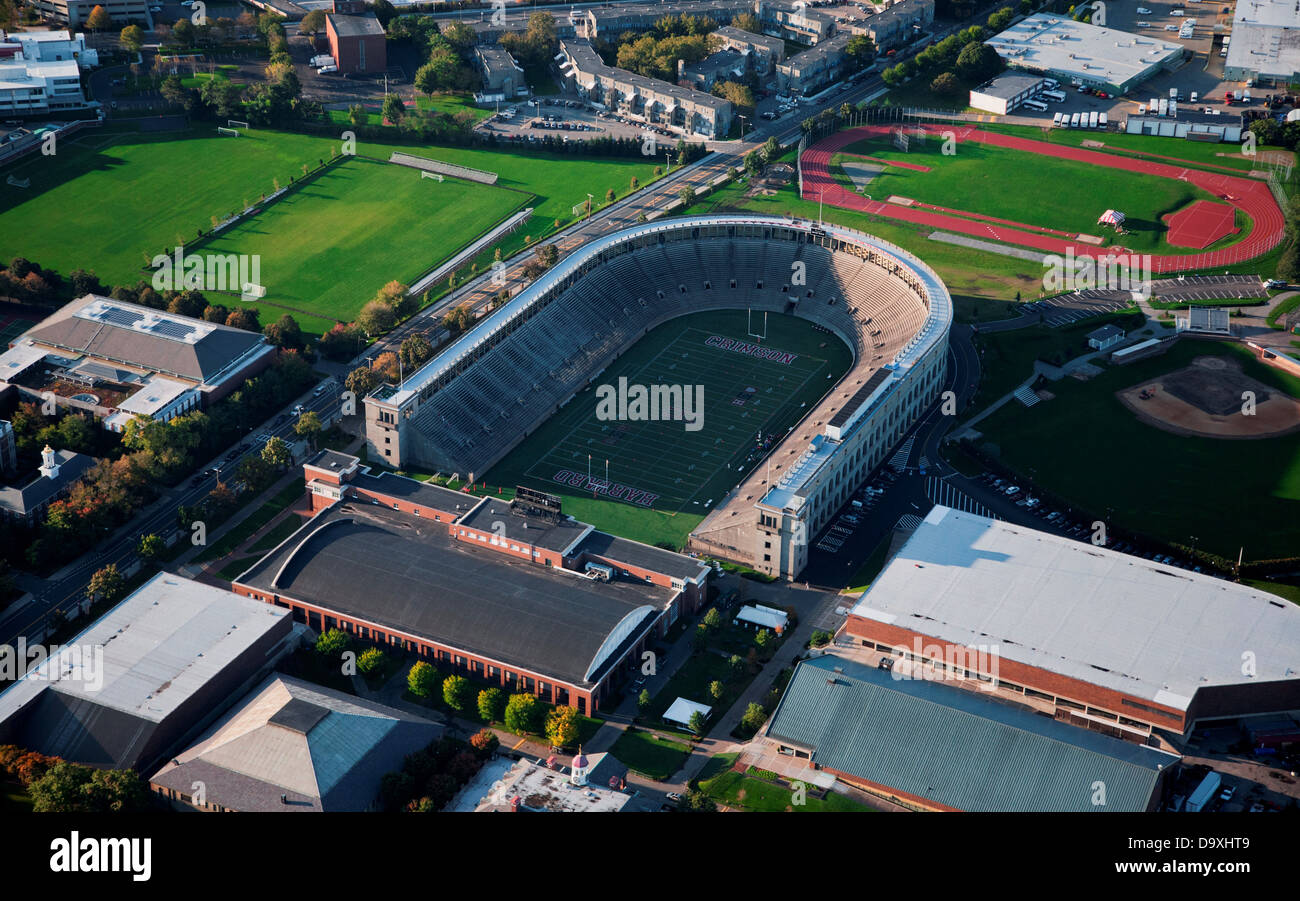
[487,310,853,540]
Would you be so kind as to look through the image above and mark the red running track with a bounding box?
[801,125,1285,273]
[1164,199,1238,249]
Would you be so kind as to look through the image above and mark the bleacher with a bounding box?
[405,233,930,477]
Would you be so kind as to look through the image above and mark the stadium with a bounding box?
[364,214,952,580]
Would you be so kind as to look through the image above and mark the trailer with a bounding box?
[1185,771,1222,812]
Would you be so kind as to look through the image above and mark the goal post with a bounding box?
[217,126,240,136]
[420,170,444,181]
[227,119,250,129]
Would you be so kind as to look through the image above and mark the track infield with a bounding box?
[803,125,1285,273]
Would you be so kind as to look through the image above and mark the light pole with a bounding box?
[664,148,672,174]
[586,192,593,219]
[737,114,748,139]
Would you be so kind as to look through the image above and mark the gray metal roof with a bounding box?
[236,501,674,687]
[20,295,269,385]
[766,655,1176,811]
[972,72,1046,100]
[149,674,441,811]
[0,574,290,768]
[0,450,95,515]
[850,506,1300,711]
[576,531,710,583]
[327,13,385,38]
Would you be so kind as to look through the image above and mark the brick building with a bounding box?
[325,11,386,75]
[231,450,710,715]
[844,506,1300,739]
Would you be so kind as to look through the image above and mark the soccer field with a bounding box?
[485,310,853,545]
[837,135,1215,253]
[975,341,1300,562]
[194,156,528,327]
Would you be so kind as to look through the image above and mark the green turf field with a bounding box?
[194,156,527,325]
[835,135,1213,253]
[484,310,853,547]
[0,125,662,309]
[974,340,1300,562]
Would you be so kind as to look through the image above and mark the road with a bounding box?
[0,384,342,650]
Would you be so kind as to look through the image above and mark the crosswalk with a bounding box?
[1014,385,1041,408]
[888,436,916,471]
[926,476,998,519]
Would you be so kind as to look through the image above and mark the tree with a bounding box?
[263,314,303,351]
[678,185,696,206]
[677,789,716,812]
[930,72,962,98]
[261,435,292,470]
[692,624,710,652]
[703,607,722,629]
[469,728,499,757]
[315,627,350,656]
[728,654,744,676]
[845,34,876,70]
[348,103,367,128]
[293,411,322,449]
[299,9,326,34]
[504,692,541,734]
[28,762,151,813]
[754,628,773,650]
[956,42,1003,82]
[85,4,111,33]
[136,533,165,560]
[119,24,144,52]
[731,11,761,33]
[398,333,433,372]
[371,351,401,384]
[160,74,192,110]
[442,674,474,711]
[357,647,386,675]
[371,0,397,27]
[407,661,438,698]
[708,680,724,700]
[762,135,779,163]
[477,687,506,722]
[741,701,767,732]
[86,564,125,605]
[545,705,581,748]
[688,710,707,735]
[357,299,397,336]
[810,630,832,648]
[713,80,754,114]
[637,688,652,713]
[382,92,405,125]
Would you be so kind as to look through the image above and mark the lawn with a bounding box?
[1268,293,1300,329]
[609,729,691,781]
[484,309,853,548]
[836,135,1214,253]
[974,340,1300,562]
[844,531,895,595]
[967,309,1147,417]
[194,156,529,328]
[0,125,663,322]
[0,126,331,286]
[1245,578,1300,605]
[695,752,874,812]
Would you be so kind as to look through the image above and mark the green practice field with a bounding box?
[195,156,527,324]
[485,310,853,548]
[974,340,1300,562]
[0,124,662,324]
[836,135,1215,253]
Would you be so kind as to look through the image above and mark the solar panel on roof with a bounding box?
[149,319,197,340]
[100,307,145,328]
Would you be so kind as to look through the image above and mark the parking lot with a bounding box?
[478,97,653,144]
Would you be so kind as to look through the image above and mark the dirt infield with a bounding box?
[1164,200,1238,249]
[801,125,1285,273]
[1116,356,1300,439]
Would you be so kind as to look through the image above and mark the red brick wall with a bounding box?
[845,615,1187,731]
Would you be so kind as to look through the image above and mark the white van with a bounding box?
[1070,112,1081,127]
[1088,111,1099,128]
[1190,91,1198,103]
[1099,112,1108,128]
[1052,112,1063,126]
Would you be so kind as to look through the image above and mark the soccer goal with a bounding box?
[227,119,250,129]
[420,170,444,182]
[217,126,240,137]
[241,283,266,301]
[6,174,30,188]
[892,128,910,152]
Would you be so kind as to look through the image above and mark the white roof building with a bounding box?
[849,505,1300,728]
[1223,0,1300,85]
[986,13,1186,94]
[735,603,790,632]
